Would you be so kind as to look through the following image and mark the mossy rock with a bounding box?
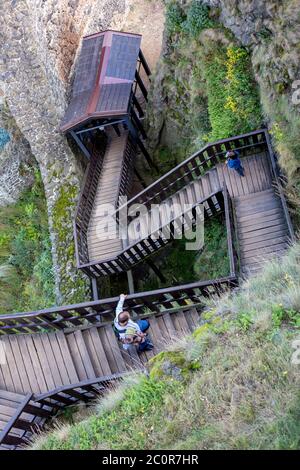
[149,349,200,381]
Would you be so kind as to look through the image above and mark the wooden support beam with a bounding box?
[70,130,91,160]
[91,278,99,301]
[131,107,147,140]
[134,168,147,189]
[139,50,151,78]
[136,136,159,172]
[146,259,167,284]
[135,70,148,102]
[127,270,135,294]
[132,93,144,118]
[112,123,121,137]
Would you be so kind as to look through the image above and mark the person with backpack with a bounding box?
[113,294,154,352]
[226,150,245,177]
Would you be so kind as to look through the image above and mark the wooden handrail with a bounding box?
[115,129,268,212]
[0,275,238,334]
[78,188,224,273]
[33,372,130,406]
[0,393,36,447]
[264,131,295,242]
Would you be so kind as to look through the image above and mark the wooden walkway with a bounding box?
[126,149,290,276]
[0,308,201,396]
[87,131,129,263]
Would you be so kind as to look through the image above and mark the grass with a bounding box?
[31,242,300,451]
[0,169,55,313]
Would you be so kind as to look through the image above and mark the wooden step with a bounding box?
[66,331,96,381]
[82,328,112,377]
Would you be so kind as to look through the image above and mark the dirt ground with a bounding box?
[110,0,165,71]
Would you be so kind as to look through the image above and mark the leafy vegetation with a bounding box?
[203,45,262,140]
[138,216,229,291]
[0,169,55,313]
[151,1,262,171]
[182,0,215,37]
[32,243,300,450]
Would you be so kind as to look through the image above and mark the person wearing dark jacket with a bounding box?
[226,150,245,177]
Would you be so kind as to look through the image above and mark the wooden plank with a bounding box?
[243,250,286,267]
[239,228,289,245]
[237,206,282,223]
[242,236,288,253]
[190,308,201,326]
[236,200,281,217]
[25,336,48,393]
[208,170,221,193]
[103,327,127,373]
[17,336,42,394]
[242,242,288,260]
[82,328,106,377]
[240,214,285,231]
[39,334,64,388]
[55,332,79,384]
[239,218,286,234]
[201,175,211,197]
[31,335,56,391]
[230,165,244,197]
[2,339,23,394]
[0,350,15,392]
[0,390,25,404]
[73,330,96,380]
[46,333,71,386]
[175,311,191,335]
[148,316,166,351]
[97,327,120,374]
[162,313,177,340]
[239,224,288,241]
[7,336,31,394]
[247,155,261,193]
[242,157,255,194]
[192,180,204,202]
[88,328,112,376]
[171,313,186,338]
[66,333,89,381]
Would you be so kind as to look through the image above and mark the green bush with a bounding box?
[183,0,214,37]
[165,1,186,35]
[0,169,55,313]
[203,45,263,140]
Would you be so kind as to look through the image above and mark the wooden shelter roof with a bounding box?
[60,30,142,133]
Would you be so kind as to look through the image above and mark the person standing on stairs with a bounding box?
[113,294,153,352]
[226,150,245,177]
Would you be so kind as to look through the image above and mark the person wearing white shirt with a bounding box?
[113,294,153,351]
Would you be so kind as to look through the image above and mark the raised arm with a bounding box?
[115,293,127,317]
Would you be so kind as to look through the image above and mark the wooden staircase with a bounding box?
[235,188,291,276]
[87,131,132,263]
[0,390,46,450]
[0,308,201,397]
[126,169,220,246]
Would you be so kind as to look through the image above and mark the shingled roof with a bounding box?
[60,30,142,133]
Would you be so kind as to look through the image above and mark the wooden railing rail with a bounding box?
[33,372,130,411]
[114,129,268,214]
[74,133,108,266]
[77,189,225,277]
[0,393,51,448]
[223,184,239,277]
[264,131,295,242]
[0,276,238,335]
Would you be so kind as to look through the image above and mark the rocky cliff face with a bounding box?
[0,0,127,303]
[0,0,164,305]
